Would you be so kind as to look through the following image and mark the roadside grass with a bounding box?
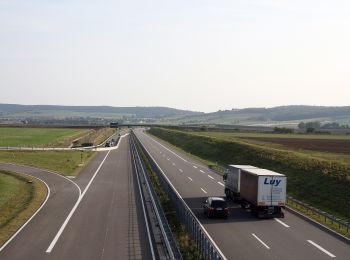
[0,127,90,147]
[0,151,95,176]
[136,140,200,259]
[286,200,350,239]
[0,171,46,246]
[75,128,116,147]
[148,128,350,222]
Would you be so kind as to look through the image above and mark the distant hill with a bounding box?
[161,105,350,127]
[0,104,201,118]
[1,104,350,127]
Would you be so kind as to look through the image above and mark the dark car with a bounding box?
[105,141,111,147]
[203,197,229,218]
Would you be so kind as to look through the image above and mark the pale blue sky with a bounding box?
[1,0,349,112]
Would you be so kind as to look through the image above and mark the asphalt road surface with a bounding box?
[0,135,154,260]
[135,128,350,260]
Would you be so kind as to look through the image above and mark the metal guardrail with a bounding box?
[287,197,350,235]
[130,135,182,260]
[209,164,350,237]
[132,132,227,260]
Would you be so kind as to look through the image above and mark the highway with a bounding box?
[0,134,154,260]
[135,128,350,260]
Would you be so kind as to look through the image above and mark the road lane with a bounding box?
[48,135,153,260]
[0,163,80,260]
[135,129,350,260]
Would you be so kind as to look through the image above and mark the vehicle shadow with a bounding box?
[183,196,279,224]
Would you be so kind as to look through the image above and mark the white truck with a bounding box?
[225,166,286,218]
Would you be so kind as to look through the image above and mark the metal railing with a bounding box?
[132,132,227,260]
[209,164,350,238]
[130,135,182,260]
[287,197,350,236]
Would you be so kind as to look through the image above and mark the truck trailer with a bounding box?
[224,165,258,201]
[225,166,286,218]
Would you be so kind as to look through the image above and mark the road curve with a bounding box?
[0,163,80,259]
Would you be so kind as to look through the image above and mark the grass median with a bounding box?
[0,170,46,247]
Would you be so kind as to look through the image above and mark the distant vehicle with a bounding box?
[105,141,111,147]
[203,197,229,218]
[225,165,286,218]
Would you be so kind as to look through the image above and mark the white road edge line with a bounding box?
[136,131,227,260]
[145,134,188,162]
[252,233,270,250]
[274,218,290,228]
[307,240,336,258]
[218,182,225,187]
[0,174,50,252]
[188,177,193,181]
[46,149,112,253]
[201,188,207,194]
[208,175,214,180]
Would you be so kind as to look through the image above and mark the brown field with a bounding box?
[242,137,350,154]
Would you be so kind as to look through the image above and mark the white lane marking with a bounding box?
[188,177,193,182]
[146,134,188,162]
[208,175,214,180]
[218,182,225,187]
[274,218,290,228]
[193,166,198,169]
[201,188,207,194]
[46,150,111,253]
[172,163,176,166]
[136,133,228,260]
[307,240,336,258]
[179,169,183,173]
[0,174,51,252]
[252,234,270,250]
[200,170,205,173]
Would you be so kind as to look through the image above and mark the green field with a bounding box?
[0,151,95,176]
[0,171,46,246]
[0,127,90,147]
[149,128,350,222]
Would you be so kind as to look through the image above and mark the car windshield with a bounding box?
[211,200,227,208]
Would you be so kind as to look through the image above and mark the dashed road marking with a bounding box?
[200,170,205,173]
[218,182,225,187]
[252,234,270,250]
[193,166,198,169]
[188,177,193,182]
[201,188,207,194]
[274,218,290,228]
[208,175,214,180]
[179,169,183,173]
[307,240,336,258]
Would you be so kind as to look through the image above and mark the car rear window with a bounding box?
[211,200,227,208]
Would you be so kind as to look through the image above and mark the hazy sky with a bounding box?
[1,0,349,112]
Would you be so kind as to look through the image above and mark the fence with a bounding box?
[132,132,227,260]
[130,135,182,260]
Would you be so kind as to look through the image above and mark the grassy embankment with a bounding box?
[148,128,350,223]
[0,171,46,246]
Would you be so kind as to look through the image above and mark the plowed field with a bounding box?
[242,137,350,154]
